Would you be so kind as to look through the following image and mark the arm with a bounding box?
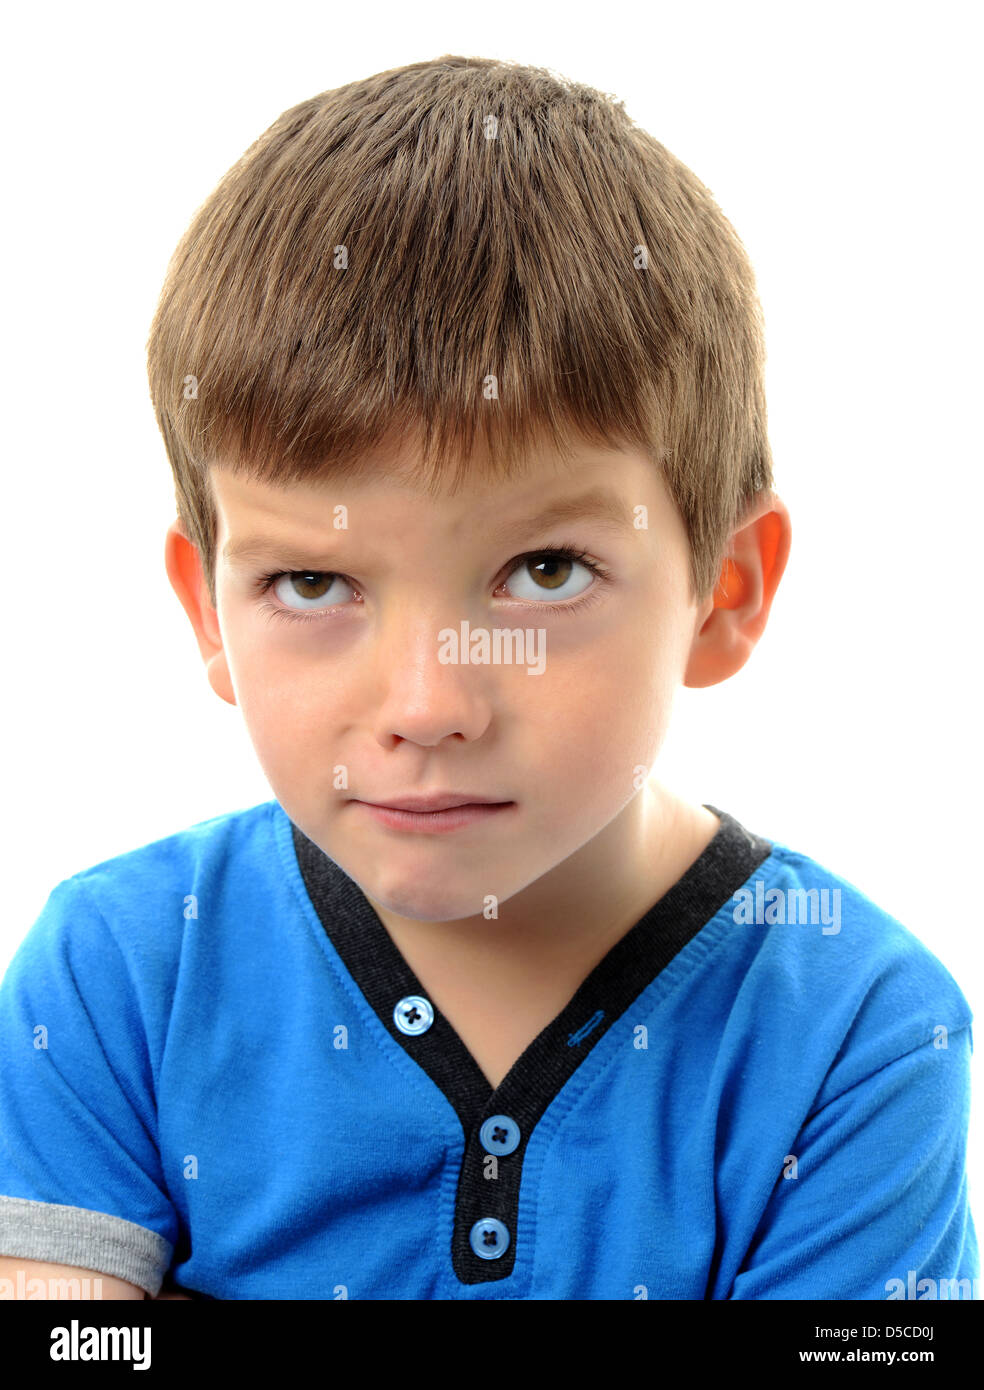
[728,1027,977,1298]
[0,879,180,1302]
[0,1255,194,1298]
[0,1255,145,1299]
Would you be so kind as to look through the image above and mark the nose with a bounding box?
[368,608,494,748]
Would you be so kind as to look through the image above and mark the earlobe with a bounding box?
[682,493,792,689]
[683,603,756,688]
[164,520,237,707]
[205,650,237,706]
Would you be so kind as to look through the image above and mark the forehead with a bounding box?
[211,438,668,528]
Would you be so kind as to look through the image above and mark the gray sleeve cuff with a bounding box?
[0,1194,173,1297]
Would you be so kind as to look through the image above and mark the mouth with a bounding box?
[351,796,516,835]
[360,793,511,813]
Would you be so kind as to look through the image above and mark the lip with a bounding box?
[353,797,516,835]
[359,793,509,813]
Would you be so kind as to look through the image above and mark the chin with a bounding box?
[367,881,489,924]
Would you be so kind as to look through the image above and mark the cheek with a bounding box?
[530,645,674,792]
[225,632,326,753]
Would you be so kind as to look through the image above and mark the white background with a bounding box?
[3,2,982,1236]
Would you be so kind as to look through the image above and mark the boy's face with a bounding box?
[169,435,734,923]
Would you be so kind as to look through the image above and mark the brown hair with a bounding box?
[146,54,773,608]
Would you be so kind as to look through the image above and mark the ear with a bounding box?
[164,519,237,706]
[683,491,792,688]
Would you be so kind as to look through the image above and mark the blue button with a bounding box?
[469,1218,510,1259]
[393,995,434,1035]
[479,1114,520,1155]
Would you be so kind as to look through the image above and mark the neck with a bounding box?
[364,782,719,973]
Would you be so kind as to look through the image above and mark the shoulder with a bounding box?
[721,831,973,1102]
[65,798,280,927]
[9,800,282,1001]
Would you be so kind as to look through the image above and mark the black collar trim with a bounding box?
[289,805,773,1285]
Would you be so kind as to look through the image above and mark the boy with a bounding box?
[0,55,976,1301]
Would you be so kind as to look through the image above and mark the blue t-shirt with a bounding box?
[0,800,976,1300]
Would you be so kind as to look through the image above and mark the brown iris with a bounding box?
[289,573,335,599]
[527,555,572,590]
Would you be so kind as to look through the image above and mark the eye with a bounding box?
[268,571,357,611]
[501,549,599,602]
[253,543,611,627]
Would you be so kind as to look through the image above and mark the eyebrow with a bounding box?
[493,488,637,541]
[222,487,637,568]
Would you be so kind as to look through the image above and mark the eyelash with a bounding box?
[252,543,612,627]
